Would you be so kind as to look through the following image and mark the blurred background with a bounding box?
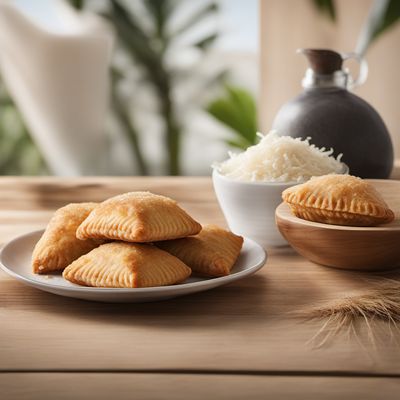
[0,0,398,176]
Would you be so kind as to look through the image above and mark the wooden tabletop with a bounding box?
[1,177,400,399]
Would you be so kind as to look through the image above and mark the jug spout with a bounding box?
[297,48,343,75]
[0,0,114,175]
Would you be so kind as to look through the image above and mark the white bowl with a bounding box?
[212,170,297,248]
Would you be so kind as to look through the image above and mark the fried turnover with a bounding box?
[76,191,201,243]
[282,174,395,227]
[32,203,103,274]
[63,242,192,288]
[156,224,243,277]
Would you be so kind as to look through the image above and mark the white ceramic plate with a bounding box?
[0,230,267,303]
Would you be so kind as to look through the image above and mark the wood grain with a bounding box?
[1,177,400,381]
[2,373,400,400]
[276,180,400,270]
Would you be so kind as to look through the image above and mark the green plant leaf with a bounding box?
[372,0,400,41]
[142,0,178,51]
[312,0,336,22]
[173,2,218,37]
[143,0,174,38]
[68,0,85,10]
[0,111,47,175]
[107,1,167,89]
[0,97,12,107]
[197,69,229,92]
[193,32,218,50]
[0,77,47,175]
[110,66,125,83]
[355,0,400,55]
[111,86,149,175]
[206,85,257,148]
[225,138,252,150]
[227,86,257,142]
[108,1,154,60]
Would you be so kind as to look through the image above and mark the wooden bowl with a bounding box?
[275,180,400,271]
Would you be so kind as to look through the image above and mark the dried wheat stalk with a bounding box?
[298,279,400,347]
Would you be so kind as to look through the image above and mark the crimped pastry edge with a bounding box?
[288,203,394,226]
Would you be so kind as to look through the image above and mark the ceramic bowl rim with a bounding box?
[212,163,349,187]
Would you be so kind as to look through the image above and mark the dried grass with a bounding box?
[297,279,400,347]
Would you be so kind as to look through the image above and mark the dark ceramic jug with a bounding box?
[272,49,393,178]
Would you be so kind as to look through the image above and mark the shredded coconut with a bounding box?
[213,131,345,183]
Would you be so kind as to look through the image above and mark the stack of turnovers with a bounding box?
[32,192,243,288]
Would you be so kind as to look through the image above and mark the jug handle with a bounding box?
[341,52,368,89]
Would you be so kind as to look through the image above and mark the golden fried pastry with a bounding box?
[76,191,201,243]
[32,203,103,274]
[156,224,243,277]
[282,174,394,226]
[63,242,191,288]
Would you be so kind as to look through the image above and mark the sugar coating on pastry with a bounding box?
[63,242,192,288]
[282,174,395,226]
[32,203,103,274]
[76,191,201,243]
[156,224,243,277]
